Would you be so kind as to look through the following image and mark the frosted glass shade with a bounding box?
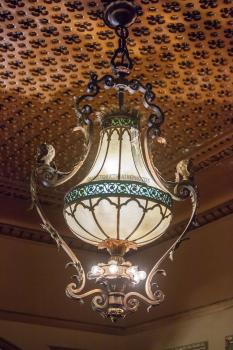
[64,113,172,247]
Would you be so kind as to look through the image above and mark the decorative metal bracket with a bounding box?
[74,72,164,139]
[34,69,167,189]
[123,178,198,312]
[30,155,198,319]
[30,169,108,306]
[143,122,197,201]
[34,114,93,188]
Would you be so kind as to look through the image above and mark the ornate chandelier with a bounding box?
[31,1,198,322]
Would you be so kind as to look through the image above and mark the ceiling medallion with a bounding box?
[31,1,198,322]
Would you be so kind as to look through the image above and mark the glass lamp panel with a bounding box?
[83,131,109,182]
[128,204,171,243]
[65,197,172,245]
[64,204,102,245]
[130,128,169,191]
[75,201,109,240]
[65,201,110,242]
[134,208,172,246]
[98,130,120,179]
[81,126,161,185]
[64,181,172,246]
[118,198,146,240]
[119,130,142,181]
[91,197,118,239]
[130,128,155,186]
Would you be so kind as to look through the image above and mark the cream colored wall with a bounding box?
[125,299,233,350]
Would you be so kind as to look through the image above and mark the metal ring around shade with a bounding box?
[64,180,173,209]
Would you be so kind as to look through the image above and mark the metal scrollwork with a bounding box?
[92,293,108,312]
[121,162,198,313]
[124,287,164,313]
[143,127,197,201]
[30,167,109,307]
[175,159,193,183]
[35,144,57,186]
[75,73,164,139]
[124,295,140,312]
[30,170,85,290]
[34,104,93,188]
[144,180,197,307]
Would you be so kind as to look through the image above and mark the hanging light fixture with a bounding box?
[31,1,198,322]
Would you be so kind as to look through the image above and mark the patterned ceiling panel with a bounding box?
[0,0,232,184]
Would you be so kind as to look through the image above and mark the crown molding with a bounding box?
[162,129,233,177]
[0,309,125,336]
[163,199,233,242]
[125,296,233,335]
[0,221,96,252]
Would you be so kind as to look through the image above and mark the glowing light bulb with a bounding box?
[109,264,119,274]
[133,273,140,284]
[127,266,138,275]
[91,265,102,275]
[138,270,147,281]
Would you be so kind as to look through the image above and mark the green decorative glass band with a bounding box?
[102,117,138,129]
[64,180,172,209]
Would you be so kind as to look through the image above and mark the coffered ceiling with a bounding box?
[0,0,232,185]
[0,0,233,341]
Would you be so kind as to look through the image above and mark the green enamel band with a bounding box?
[64,180,172,209]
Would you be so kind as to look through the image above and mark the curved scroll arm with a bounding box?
[35,118,93,188]
[143,126,196,202]
[30,170,106,303]
[75,72,164,137]
[127,79,164,132]
[66,284,108,317]
[124,181,198,310]
[124,288,165,313]
[74,73,115,126]
[146,182,198,300]
[66,284,107,305]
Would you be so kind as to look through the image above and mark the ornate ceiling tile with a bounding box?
[0,0,232,184]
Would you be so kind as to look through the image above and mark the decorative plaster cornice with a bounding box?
[126,297,233,335]
[162,131,233,177]
[163,199,233,242]
[0,222,96,252]
[0,309,125,336]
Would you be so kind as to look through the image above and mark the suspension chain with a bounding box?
[111,26,133,76]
